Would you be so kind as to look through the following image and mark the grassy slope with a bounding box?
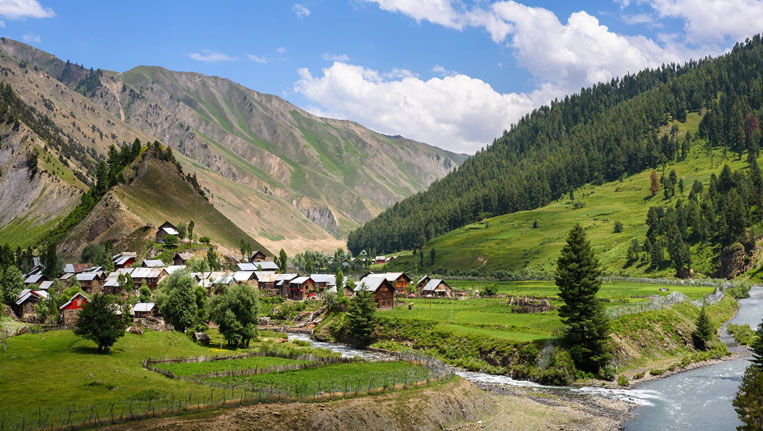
[389,112,756,276]
[113,155,269,254]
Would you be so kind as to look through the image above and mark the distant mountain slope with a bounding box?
[0,38,466,253]
[348,35,763,256]
[59,147,267,257]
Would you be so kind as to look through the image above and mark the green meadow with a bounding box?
[387,112,763,277]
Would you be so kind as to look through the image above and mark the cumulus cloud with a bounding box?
[247,54,268,64]
[366,0,686,91]
[637,0,763,44]
[322,52,350,62]
[184,50,236,63]
[22,33,40,43]
[295,62,557,153]
[0,0,53,19]
[277,47,287,54]
[292,3,310,18]
[432,64,456,76]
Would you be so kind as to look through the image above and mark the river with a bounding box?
[289,286,763,429]
[623,285,763,430]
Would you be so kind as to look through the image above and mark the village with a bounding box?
[11,221,455,328]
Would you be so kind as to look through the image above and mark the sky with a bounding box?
[1,0,763,154]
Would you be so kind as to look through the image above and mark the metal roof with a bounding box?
[233,271,255,282]
[353,275,390,292]
[290,276,312,285]
[38,281,53,291]
[133,303,156,312]
[130,267,166,279]
[24,274,43,284]
[422,279,448,292]
[161,226,179,236]
[64,263,89,274]
[237,261,278,271]
[59,292,88,310]
[16,289,47,305]
[165,265,187,275]
[253,271,278,282]
[142,259,165,268]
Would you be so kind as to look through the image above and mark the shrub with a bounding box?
[613,221,624,233]
[482,283,498,296]
[199,236,210,244]
[618,375,629,386]
[634,372,645,380]
[649,368,664,376]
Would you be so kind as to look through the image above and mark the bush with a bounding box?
[634,372,645,380]
[613,221,624,233]
[618,375,629,386]
[649,368,664,376]
[482,283,498,296]
[572,201,585,209]
[199,236,211,244]
[601,365,616,381]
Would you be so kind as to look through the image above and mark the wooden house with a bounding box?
[363,272,411,296]
[419,279,452,297]
[237,261,279,271]
[353,276,395,309]
[310,274,336,293]
[133,302,158,318]
[289,277,315,300]
[249,250,268,263]
[14,289,48,321]
[59,293,88,326]
[23,273,44,287]
[173,252,195,266]
[130,267,168,290]
[141,259,164,268]
[417,275,431,290]
[76,272,106,295]
[275,273,298,297]
[112,252,137,269]
[155,221,179,242]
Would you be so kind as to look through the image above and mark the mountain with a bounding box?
[0,38,466,254]
[58,146,266,258]
[348,35,763,259]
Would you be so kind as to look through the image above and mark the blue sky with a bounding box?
[1,0,762,153]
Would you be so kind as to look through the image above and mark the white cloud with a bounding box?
[322,52,350,62]
[0,20,5,27]
[621,13,660,26]
[432,64,456,76]
[0,0,53,19]
[22,33,40,43]
[367,0,685,91]
[292,3,310,18]
[276,47,287,54]
[247,54,268,64]
[295,62,558,153]
[637,0,763,44]
[184,50,236,63]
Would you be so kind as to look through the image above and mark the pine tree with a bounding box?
[751,322,763,370]
[279,249,288,272]
[74,294,125,353]
[692,305,714,350]
[347,285,376,347]
[305,258,313,274]
[733,366,763,430]
[335,268,344,298]
[555,224,611,373]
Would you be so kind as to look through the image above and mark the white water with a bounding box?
[288,334,662,406]
[290,287,763,429]
[624,285,763,430]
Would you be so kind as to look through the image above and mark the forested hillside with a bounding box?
[348,35,763,256]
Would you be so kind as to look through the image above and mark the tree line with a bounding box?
[348,34,763,256]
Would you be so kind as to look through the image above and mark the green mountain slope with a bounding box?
[348,36,763,256]
[58,147,266,257]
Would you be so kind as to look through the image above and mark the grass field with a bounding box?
[387,112,763,277]
[377,280,717,342]
[207,361,429,394]
[447,279,715,301]
[153,356,309,377]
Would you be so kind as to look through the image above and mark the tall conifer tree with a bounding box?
[555,224,611,373]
